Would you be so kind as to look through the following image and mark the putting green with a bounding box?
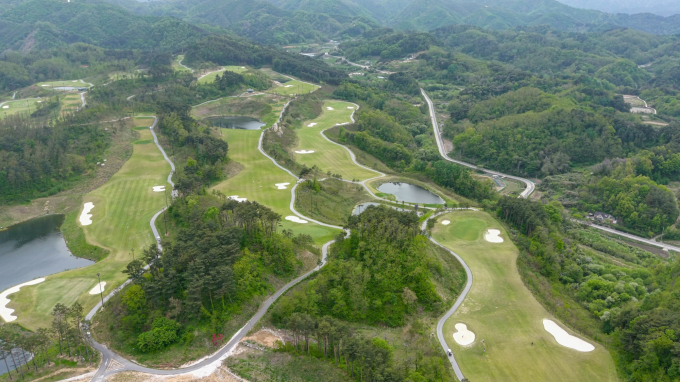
[0,98,41,119]
[8,118,170,329]
[270,80,318,96]
[210,128,339,245]
[294,100,379,181]
[432,211,618,382]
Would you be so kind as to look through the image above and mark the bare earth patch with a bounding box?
[242,329,285,348]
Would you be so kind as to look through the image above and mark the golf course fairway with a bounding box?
[271,80,318,95]
[7,117,170,329]
[211,128,340,245]
[294,100,379,181]
[432,211,618,382]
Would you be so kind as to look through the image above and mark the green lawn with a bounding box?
[294,100,379,181]
[0,98,41,119]
[8,118,170,330]
[431,211,619,382]
[211,128,340,245]
[197,66,248,85]
[270,80,319,96]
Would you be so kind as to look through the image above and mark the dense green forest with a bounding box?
[497,196,680,382]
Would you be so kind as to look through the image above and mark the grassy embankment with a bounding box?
[8,117,169,329]
[197,65,248,84]
[432,211,619,382]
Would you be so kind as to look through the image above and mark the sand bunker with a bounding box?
[295,150,315,154]
[285,216,308,224]
[543,319,594,352]
[275,183,290,190]
[2,105,8,109]
[284,85,293,88]
[484,229,503,243]
[453,323,475,346]
[152,186,166,192]
[347,106,354,109]
[442,220,450,225]
[41,84,50,87]
[72,80,77,82]
[326,107,334,110]
[0,278,45,322]
[88,282,106,295]
[79,202,95,226]
[308,123,317,127]
[228,196,247,202]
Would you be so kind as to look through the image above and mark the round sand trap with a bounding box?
[308,123,317,127]
[275,183,290,190]
[543,319,594,352]
[441,220,450,225]
[241,67,245,69]
[0,278,45,322]
[2,105,8,109]
[88,282,106,295]
[80,202,95,226]
[453,323,475,346]
[295,150,315,154]
[326,107,334,110]
[228,195,247,202]
[285,216,308,224]
[484,229,503,243]
[152,186,166,192]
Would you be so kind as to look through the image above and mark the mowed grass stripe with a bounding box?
[432,211,618,382]
[211,128,339,245]
[9,121,170,329]
[294,100,378,181]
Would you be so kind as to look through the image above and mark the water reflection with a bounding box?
[0,215,93,293]
[376,182,444,204]
[352,202,422,216]
[205,116,265,130]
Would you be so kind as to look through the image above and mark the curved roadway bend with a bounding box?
[421,213,473,382]
[420,89,535,199]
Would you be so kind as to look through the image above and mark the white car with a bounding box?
[447,349,452,356]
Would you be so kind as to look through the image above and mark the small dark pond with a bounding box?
[0,348,32,376]
[205,116,265,130]
[352,202,422,216]
[0,214,93,293]
[376,182,444,204]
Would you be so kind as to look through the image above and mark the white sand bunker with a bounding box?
[0,278,45,322]
[41,84,50,87]
[543,319,594,352]
[275,183,290,190]
[453,323,475,346]
[72,80,77,82]
[88,282,106,295]
[484,229,503,243]
[284,85,294,88]
[79,202,95,226]
[295,150,315,154]
[152,186,166,192]
[2,105,8,109]
[285,216,308,224]
[326,107,334,110]
[347,106,354,109]
[228,195,247,202]
[442,220,450,225]
[308,123,317,127]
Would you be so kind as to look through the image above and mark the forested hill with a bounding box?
[0,0,206,52]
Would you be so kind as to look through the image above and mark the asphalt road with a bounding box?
[572,219,680,252]
[420,89,536,199]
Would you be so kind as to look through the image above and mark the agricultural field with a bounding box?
[432,211,618,382]
[294,100,379,181]
[211,128,340,245]
[8,117,170,330]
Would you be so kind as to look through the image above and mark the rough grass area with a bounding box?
[432,211,618,382]
[294,178,371,226]
[61,207,110,262]
[9,118,169,330]
[191,94,280,123]
[228,350,354,382]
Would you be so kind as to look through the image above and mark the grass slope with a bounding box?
[197,65,248,84]
[210,128,339,245]
[9,118,170,329]
[0,98,40,119]
[294,100,379,181]
[270,80,319,96]
[431,211,618,382]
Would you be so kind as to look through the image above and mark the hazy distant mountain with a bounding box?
[556,0,680,17]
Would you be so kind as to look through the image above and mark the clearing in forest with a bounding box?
[294,100,379,181]
[197,66,248,85]
[210,128,340,245]
[270,79,318,96]
[432,211,618,382]
[8,117,170,329]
